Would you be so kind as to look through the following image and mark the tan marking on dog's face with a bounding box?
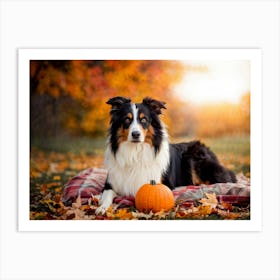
[117,127,129,144]
[127,112,133,119]
[143,125,154,146]
[139,113,145,119]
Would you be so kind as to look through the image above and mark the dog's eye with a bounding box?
[124,117,132,124]
[140,117,147,124]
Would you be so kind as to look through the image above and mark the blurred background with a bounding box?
[30,60,250,176]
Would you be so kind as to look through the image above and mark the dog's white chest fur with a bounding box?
[105,141,170,196]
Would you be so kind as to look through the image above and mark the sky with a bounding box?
[173,60,250,104]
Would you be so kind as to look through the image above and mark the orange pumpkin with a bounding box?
[135,180,175,212]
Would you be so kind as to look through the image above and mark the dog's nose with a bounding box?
[132,131,141,139]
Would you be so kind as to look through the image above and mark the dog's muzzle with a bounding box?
[131,131,141,142]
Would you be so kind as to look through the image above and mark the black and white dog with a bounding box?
[96,96,236,214]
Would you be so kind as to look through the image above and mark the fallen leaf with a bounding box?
[114,208,133,220]
[132,211,153,219]
[72,195,82,209]
[53,175,61,180]
[219,202,233,211]
[196,205,213,215]
[153,210,169,219]
[217,209,241,219]
[199,193,218,209]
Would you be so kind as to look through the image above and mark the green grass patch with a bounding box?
[32,135,106,155]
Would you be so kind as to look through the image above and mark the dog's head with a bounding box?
[107,96,166,153]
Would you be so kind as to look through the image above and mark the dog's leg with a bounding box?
[95,182,116,215]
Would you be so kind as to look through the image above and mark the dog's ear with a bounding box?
[106,96,131,112]
[142,97,166,115]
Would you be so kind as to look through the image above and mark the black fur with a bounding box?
[107,96,131,112]
[107,97,132,155]
[162,141,237,188]
[103,180,113,190]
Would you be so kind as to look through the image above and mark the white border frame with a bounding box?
[18,48,262,232]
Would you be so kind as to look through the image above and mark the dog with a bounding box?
[95,96,236,214]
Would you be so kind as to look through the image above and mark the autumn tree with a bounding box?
[30,60,184,138]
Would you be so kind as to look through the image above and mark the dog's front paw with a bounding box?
[95,189,116,216]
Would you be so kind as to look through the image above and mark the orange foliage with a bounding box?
[30,60,184,136]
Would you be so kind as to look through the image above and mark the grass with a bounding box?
[32,135,106,155]
[32,134,250,175]
[32,134,250,174]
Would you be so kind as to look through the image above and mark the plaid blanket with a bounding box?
[62,168,250,209]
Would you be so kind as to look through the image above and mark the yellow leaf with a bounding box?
[104,206,114,218]
[199,193,218,209]
[114,209,133,220]
[196,205,213,215]
[72,195,82,209]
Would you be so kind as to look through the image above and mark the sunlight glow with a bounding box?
[174,61,250,104]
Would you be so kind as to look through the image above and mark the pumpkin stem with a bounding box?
[150,180,156,185]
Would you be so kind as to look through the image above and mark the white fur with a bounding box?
[96,189,116,215]
[128,104,145,142]
[104,127,170,197]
